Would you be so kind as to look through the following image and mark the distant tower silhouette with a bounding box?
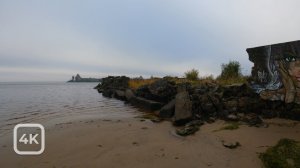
[75,74,81,82]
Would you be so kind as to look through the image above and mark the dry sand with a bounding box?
[0,118,299,168]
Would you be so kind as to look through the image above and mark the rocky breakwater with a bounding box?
[95,76,300,136]
[95,76,129,99]
[95,76,176,111]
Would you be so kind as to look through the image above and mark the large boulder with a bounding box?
[135,79,177,103]
[176,120,204,136]
[173,91,193,125]
[104,76,129,89]
[102,89,114,98]
[125,89,135,101]
[96,76,130,98]
[278,102,300,120]
[221,83,256,98]
[135,85,152,100]
[113,90,126,100]
[223,99,238,113]
[190,83,222,119]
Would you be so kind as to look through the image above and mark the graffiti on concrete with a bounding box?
[247,40,300,104]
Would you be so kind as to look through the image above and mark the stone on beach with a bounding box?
[173,91,193,125]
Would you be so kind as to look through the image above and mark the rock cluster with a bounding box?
[135,79,177,103]
[94,76,129,98]
[95,76,300,135]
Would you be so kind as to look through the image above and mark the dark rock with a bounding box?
[223,99,238,113]
[173,91,193,125]
[193,82,219,94]
[95,76,129,97]
[189,82,223,121]
[177,82,192,93]
[102,89,114,98]
[135,79,177,103]
[94,83,102,90]
[176,126,199,136]
[242,113,265,127]
[226,114,239,121]
[113,90,126,100]
[221,83,256,98]
[148,79,177,103]
[280,103,300,120]
[240,96,265,114]
[206,117,216,123]
[159,99,175,118]
[222,140,241,149]
[203,93,222,114]
[125,89,135,101]
[261,109,279,119]
[135,85,150,98]
[176,120,203,136]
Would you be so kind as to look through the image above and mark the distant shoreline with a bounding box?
[67,74,102,83]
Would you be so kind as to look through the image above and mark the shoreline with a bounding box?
[0,117,299,168]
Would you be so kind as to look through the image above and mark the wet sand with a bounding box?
[0,118,299,168]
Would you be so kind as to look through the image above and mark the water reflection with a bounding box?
[0,82,141,136]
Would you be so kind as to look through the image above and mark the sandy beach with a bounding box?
[0,117,299,168]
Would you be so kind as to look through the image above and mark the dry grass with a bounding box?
[216,76,248,85]
[128,75,246,90]
[128,78,159,90]
[128,76,218,90]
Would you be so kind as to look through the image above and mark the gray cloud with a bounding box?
[1,0,300,81]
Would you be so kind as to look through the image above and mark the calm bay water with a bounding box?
[0,82,140,136]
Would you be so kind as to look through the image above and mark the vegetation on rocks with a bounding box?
[129,78,159,90]
[217,61,248,85]
[220,61,242,79]
[95,59,300,136]
[127,60,248,91]
[184,68,199,81]
[259,138,300,168]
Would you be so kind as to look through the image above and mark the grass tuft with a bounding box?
[214,122,240,132]
[128,78,158,90]
[216,76,248,85]
[259,138,300,168]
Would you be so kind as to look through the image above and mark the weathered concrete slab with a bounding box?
[129,96,163,111]
[247,40,300,104]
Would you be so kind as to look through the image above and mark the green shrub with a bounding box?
[260,138,300,168]
[219,61,242,79]
[185,68,199,81]
[217,61,248,85]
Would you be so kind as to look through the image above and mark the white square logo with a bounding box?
[13,123,45,155]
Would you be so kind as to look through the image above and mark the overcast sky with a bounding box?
[1,0,300,81]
